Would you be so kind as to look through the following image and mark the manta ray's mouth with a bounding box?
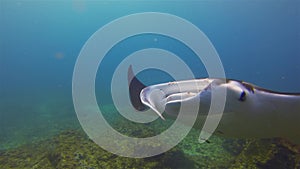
[128,65,216,119]
[140,82,213,120]
[140,87,166,120]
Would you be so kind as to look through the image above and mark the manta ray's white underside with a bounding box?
[128,66,300,144]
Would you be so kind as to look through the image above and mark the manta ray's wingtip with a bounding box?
[127,65,134,83]
[128,65,149,111]
[128,66,166,120]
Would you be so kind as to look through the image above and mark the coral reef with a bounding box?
[227,138,300,169]
[0,130,194,169]
[1,105,299,168]
[1,128,299,169]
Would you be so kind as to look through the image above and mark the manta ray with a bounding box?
[128,66,300,144]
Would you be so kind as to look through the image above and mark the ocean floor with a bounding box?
[0,104,299,168]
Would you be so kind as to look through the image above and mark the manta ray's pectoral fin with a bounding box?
[127,65,149,111]
[128,66,166,120]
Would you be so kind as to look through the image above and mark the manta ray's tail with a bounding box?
[127,65,149,111]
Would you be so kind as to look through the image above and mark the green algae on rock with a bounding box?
[0,130,194,169]
[1,129,299,169]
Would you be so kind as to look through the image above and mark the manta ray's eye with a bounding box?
[239,91,246,101]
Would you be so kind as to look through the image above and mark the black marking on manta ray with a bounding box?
[239,91,247,101]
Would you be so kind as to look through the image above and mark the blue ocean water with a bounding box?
[0,0,299,167]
